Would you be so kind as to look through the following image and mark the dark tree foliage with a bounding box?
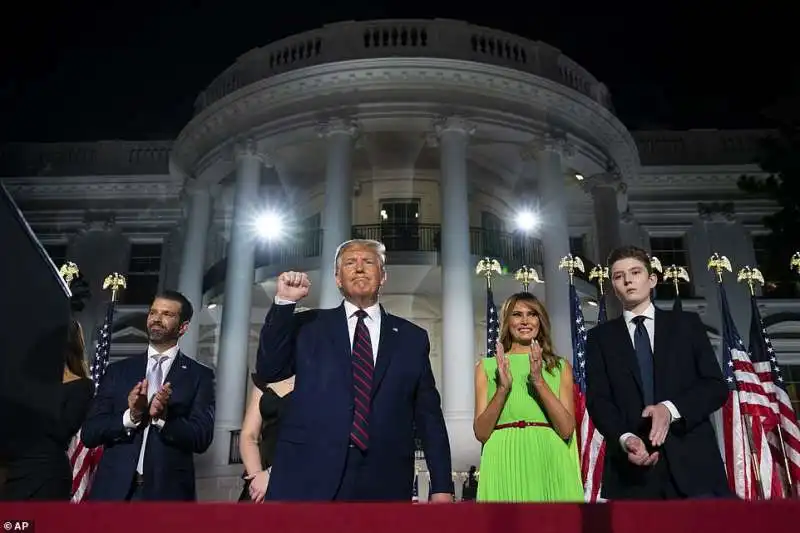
[738,98,800,297]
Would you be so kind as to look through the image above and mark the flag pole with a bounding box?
[514,265,543,292]
[739,266,794,497]
[103,273,126,303]
[709,253,764,499]
[558,254,585,286]
[59,262,80,287]
[476,257,501,291]
[588,265,608,296]
[663,264,690,299]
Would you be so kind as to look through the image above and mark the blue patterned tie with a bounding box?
[351,310,373,450]
[632,315,654,406]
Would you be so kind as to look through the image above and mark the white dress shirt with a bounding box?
[618,304,681,450]
[122,344,179,474]
[275,297,382,363]
[342,300,381,363]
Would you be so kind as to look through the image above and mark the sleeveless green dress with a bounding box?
[477,354,584,502]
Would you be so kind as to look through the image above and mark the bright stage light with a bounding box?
[254,211,285,240]
[515,211,540,232]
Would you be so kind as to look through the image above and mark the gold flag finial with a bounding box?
[58,262,80,286]
[791,252,800,275]
[514,265,544,292]
[103,273,127,302]
[558,254,585,285]
[707,253,732,283]
[663,265,690,297]
[737,266,765,296]
[588,265,609,296]
[650,256,663,275]
[476,257,502,289]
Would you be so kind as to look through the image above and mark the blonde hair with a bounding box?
[333,239,386,273]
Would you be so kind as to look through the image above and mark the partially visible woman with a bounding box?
[474,292,583,502]
[1,319,94,500]
[238,373,294,502]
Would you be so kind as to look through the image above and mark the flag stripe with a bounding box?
[69,300,115,502]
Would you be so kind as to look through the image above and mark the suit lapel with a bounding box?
[372,306,397,398]
[611,316,644,398]
[163,351,189,390]
[327,304,354,391]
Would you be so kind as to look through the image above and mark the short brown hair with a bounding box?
[607,245,652,274]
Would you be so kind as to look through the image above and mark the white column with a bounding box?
[176,180,212,359]
[317,118,358,309]
[537,133,574,362]
[436,116,479,470]
[584,172,625,319]
[210,140,264,467]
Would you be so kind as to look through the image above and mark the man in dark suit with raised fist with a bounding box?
[256,239,454,502]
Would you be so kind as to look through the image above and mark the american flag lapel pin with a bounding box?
[392,327,398,332]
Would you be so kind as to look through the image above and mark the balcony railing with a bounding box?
[202,223,544,294]
[229,430,242,465]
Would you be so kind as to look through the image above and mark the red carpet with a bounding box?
[0,500,795,533]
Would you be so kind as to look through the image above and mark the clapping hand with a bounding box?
[276,271,311,302]
[128,380,149,423]
[495,341,512,390]
[149,382,172,419]
[528,340,544,387]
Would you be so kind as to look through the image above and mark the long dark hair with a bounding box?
[65,319,88,378]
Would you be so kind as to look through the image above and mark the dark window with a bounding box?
[122,243,162,305]
[649,235,692,298]
[380,201,420,251]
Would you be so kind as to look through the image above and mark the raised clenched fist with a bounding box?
[276,271,311,302]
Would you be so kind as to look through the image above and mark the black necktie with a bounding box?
[350,310,373,450]
[632,315,654,406]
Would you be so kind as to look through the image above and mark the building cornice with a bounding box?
[2,175,182,201]
[171,58,639,182]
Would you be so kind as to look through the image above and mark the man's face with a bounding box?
[610,257,657,309]
[147,297,187,344]
[335,245,385,300]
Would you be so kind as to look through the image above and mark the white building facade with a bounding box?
[2,19,799,500]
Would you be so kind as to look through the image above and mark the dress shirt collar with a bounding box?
[343,299,381,321]
[623,303,656,325]
[147,344,180,360]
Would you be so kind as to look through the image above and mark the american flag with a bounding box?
[68,300,115,502]
[748,295,800,496]
[485,285,499,357]
[596,294,607,324]
[571,284,605,502]
[718,284,778,499]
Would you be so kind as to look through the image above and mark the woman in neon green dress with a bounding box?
[474,292,584,502]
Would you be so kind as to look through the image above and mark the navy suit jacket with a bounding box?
[585,309,729,499]
[81,351,215,501]
[256,302,453,501]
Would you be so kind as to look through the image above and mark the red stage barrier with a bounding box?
[0,500,796,533]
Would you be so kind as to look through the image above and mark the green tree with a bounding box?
[738,98,800,297]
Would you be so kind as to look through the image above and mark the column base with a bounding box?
[444,411,481,472]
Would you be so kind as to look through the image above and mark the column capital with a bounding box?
[434,115,476,138]
[530,130,575,158]
[233,138,271,165]
[698,201,736,223]
[316,117,359,139]
[580,171,624,194]
[182,177,212,196]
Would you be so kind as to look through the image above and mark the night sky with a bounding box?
[0,1,795,142]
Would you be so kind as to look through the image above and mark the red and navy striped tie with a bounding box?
[351,309,373,450]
